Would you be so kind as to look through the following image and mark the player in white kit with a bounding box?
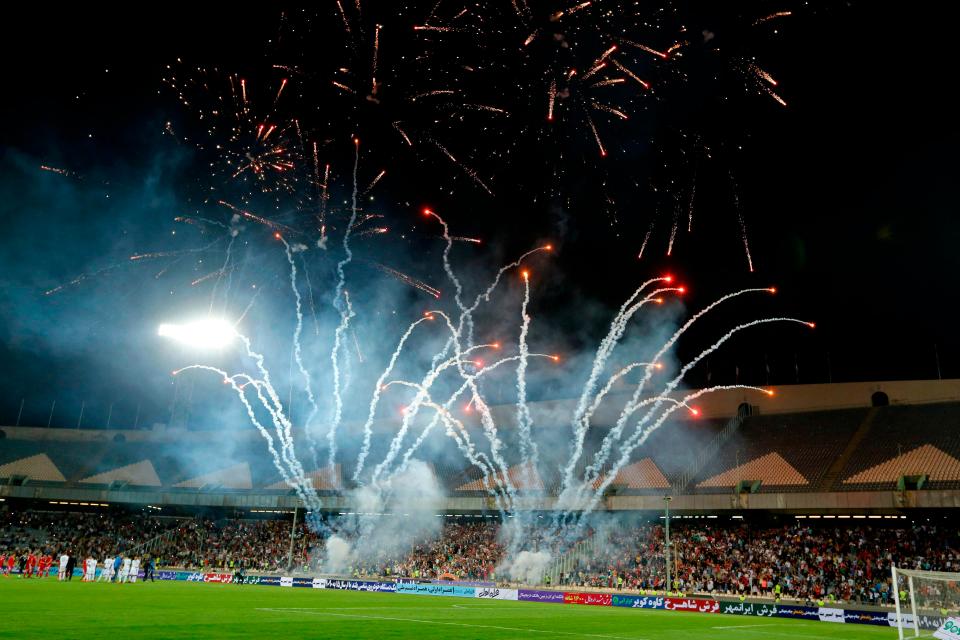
[84,557,97,582]
[58,554,69,581]
[129,558,141,583]
[119,556,132,583]
[97,557,113,582]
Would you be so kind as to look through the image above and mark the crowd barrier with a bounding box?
[13,567,936,631]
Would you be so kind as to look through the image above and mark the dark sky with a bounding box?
[0,2,957,429]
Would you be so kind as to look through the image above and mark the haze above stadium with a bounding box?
[0,2,957,429]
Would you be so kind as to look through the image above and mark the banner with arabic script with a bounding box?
[665,598,720,614]
[716,600,777,617]
[517,589,565,603]
[475,587,518,600]
[612,595,666,610]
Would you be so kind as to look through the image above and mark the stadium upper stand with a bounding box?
[3,378,960,512]
[838,403,960,491]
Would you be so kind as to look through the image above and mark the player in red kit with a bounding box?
[5,553,15,576]
[25,551,37,578]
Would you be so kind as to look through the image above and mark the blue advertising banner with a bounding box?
[397,582,475,597]
[612,595,666,610]
[324,579,396,592]
[517,589,565,603]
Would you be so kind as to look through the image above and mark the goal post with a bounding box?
[893,565,960,639]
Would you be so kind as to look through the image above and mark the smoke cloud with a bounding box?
[500,549,552,584]
[322,458,444,574]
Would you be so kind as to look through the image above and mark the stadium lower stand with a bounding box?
[1,507,956,607]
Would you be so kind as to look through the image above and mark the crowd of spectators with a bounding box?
[0,510,317,573]
[3,508,958,607]
[561,522,959,606]
[0,509,173,566]
[352,522,503,581]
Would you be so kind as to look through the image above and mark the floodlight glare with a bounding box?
[158,318,236,349]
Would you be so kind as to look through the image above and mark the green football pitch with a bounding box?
[0,579,897,639]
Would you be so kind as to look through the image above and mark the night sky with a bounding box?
[1,2,957,430]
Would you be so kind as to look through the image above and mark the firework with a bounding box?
[129,0,809,576]
[39,164,77,178]
[754,11,792,26]
[364,261,441,298]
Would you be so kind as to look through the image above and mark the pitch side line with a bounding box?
[257,607,650,640]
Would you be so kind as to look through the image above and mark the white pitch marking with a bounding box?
[257,607,650,640]
[712,623,773,629]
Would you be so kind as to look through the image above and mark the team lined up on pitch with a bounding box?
[1,549,157,583]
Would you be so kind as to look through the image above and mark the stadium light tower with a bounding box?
[158,318,237,349]
[663,495,672,595]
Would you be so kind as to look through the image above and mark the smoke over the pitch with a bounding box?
[322,458,445,574]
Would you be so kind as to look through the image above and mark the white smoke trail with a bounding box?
[278,235,322,471]
[557,278,673,499]
[461,245,552,347]
[371,338,494,484]
[572,289,775,497]
[579,385,767,522]
[579,317,810,520]
[556,289,779,519]
[241,377,325,519]
[582,361,660,426]
[378,381,509,517]
[209,233,236,315]
[352,315,437,483]
[425,209,465,312]
[174,366,325,523]
[580,391,713,491]
[515,271,539,488]
[392,353,556,480]
[327,140,361,469]
[232,334,323,515]
[431,311,519,505]
[299,253,321,336]
[572,360,666,489]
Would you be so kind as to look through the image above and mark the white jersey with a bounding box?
[129,560,141,583]
[58,554,69,580]
[98,559,112,581]
[120,558,132,582]
[84,558,97,581]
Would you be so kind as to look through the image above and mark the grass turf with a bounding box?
[0,579,896,639]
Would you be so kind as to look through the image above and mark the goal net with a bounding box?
[893,566,960,639]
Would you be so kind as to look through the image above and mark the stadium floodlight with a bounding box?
[158,318,237,349]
